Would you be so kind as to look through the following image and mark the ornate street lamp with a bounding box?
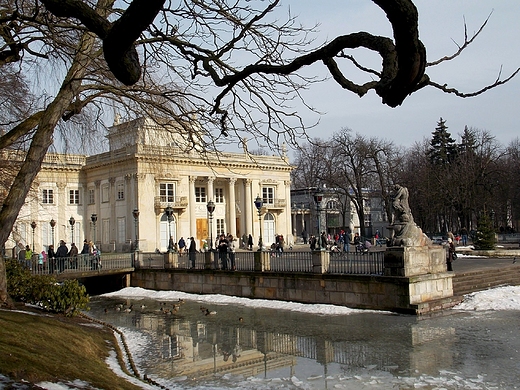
[132,208,140,251]
[206,200,215,251]
[164,205,174,252]
[30,221,37,252]
[69,216,75,244]
[254,195,264,251]
[313,187,324,250]
[49,219,56,248]
[91,214,97,243]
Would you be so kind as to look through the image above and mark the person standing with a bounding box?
[446,237,455,272]
[24,245,33,269]
[81,239,90,268]
[320,232,327,250]
[302,229,308,245]
[55,240,68,272]
[188,237,197,269]
[228,235,236,270]
[47,244,56,274]
[460,227,468,246]
[218,234,229,270]
[178,237,186,255]
[309,235,316,251]
[247,234,253,251]
[68,242,79,269]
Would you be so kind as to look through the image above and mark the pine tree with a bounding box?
[428,117,458,165]
[474,211,496,250]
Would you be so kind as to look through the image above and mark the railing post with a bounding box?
[312,250,330,273]
[165,252,178,269]
[133,251,143,269]
[254,251,271,272]
[204,251,213,269]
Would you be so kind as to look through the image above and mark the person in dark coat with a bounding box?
[47,245,56,274]
[247,234,253,251]
[188,237,197,269]
[68,243,79,269]
[446,237,455,272]
[218,234,229,270]
[55,240,68,272]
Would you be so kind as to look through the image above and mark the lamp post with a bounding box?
[206,200,215,250]
[313,187,324,250]
[69,216,75,244]
[164,205,174,252]
[132,208,140,251]
[254,195,263,251]
[30,221,37,252]
[91,214,97,244]
[50,219,56,248]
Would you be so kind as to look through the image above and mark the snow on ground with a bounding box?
[102,287,382,315]
[454,285,520,311]
[104,285,520,313]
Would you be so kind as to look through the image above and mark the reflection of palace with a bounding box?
[6,117,293,254]
[114,307,457,381]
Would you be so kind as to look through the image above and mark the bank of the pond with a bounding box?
[0,304,149,390]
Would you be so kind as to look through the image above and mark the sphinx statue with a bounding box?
[388,184,431,247]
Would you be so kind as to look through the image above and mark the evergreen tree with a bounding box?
[474,211,496,250]
[428,118,458,165]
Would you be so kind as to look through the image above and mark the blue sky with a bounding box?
[274,0,520,148]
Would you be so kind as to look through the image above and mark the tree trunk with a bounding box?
[0,32,97,306]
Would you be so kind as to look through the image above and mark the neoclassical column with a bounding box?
[189,176,197,238]
[207,177,215,243]
[228,178,237,236]
[207,177,215,201]
[285,180,292,238]
[109,177,116,245]
[56,181,67,241]
[244,179,253,235]
[125,174,133,243]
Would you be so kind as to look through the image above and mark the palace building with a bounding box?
[7,117,293,254]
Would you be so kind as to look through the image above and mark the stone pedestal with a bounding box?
[384,246,446,276]
[254,251,271,271]
[165,252,178,268]
[384,246,453,307]
[312,250,329,274]
[204,251,213,269]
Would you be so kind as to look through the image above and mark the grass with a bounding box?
[0,304,144,389]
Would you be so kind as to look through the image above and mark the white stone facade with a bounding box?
[8,118,293,254]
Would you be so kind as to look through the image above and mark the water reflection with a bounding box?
[88,296,518,389]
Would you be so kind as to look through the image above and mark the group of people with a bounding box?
[217,234,237,270]
[168,236,198,268]
[18,239,100,273]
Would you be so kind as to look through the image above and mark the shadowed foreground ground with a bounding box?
[0,304,143,390]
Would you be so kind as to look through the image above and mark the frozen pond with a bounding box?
[85,287,520,389]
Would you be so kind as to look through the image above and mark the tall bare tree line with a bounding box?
[292,121,520,236]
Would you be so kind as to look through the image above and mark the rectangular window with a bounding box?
[364,213,372,227]
[88,188,95,205]
[195,187,207,203]
[117,182,125,200]
[160,183,175,203]
[102,184,109,203]
[214,188,224,203]
[262,187,274,205]
[69,189,80,204]
[42,189,54,204]
[102,219,110,244]
[117,217,126,244]
[216,218,225,236]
